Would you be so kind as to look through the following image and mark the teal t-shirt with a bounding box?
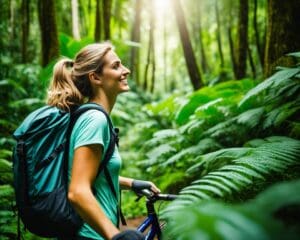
[68,109,121,239]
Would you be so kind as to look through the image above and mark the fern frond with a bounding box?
[179,118,205,136]
[0,149,12,160]
[139,143,177,167]
[187,147,251,174]
[163,138,221,167]
[0,185,14,209]
[239,67,300,106]
[152,129,179,139]
[204,174,241,191]
[175,137,300,206]
[287,52,300,58]
[179,188,213,199]
[235,107,265,128]
[263,101,300,129]
[181,184,225,197]
[221,164,265,180]
[193,179,233,195]
[265,78,300,103]
[143,129,179,149]
[202,118,236,138]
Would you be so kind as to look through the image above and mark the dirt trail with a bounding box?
[120,216,145,230]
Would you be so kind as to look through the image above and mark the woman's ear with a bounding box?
[89,72,102,85]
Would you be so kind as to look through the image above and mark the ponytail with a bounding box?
[47,58,84,111]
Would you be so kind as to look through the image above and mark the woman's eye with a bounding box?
[113,64,120,69]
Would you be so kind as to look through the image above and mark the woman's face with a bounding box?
[100,50,130,94]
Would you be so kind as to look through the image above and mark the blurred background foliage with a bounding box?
[0,0,299,239]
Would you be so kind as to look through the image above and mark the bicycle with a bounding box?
[135,189,178,240]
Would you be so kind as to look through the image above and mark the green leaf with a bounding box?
[239,68,300,106]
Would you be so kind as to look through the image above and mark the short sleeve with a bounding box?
[71,110,110,155]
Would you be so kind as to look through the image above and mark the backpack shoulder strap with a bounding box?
[68,103,117,175]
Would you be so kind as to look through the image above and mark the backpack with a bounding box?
[12,103,118,238]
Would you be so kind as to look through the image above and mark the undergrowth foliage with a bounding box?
[122,53,300,238]
[163,179,300,239]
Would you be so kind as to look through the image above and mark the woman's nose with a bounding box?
[122,65,131,75]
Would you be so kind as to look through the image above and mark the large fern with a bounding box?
[163,179,300,240]
[168,137,300,209]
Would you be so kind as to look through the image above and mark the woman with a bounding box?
[47,42,160,240]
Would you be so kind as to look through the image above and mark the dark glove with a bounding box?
[112,229,145,240]
[132,180,152,195]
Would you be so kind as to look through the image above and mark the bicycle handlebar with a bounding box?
[136,189,178,202]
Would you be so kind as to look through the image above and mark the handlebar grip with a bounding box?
[166,194,178,200]
[157,194,178,201]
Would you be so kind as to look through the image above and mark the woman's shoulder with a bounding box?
[75,109,109,129]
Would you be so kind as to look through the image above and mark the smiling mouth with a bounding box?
[120,79,128,84]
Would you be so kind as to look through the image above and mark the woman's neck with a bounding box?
[89,94,116,114]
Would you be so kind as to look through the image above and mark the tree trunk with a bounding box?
[149,1,156,93]
[71,0,81,40]
[10,0,16,55]
[38,0,59,67]
[234,0,249,79]
[163,11,168,91]
[248,45,256,78]
[130,0,142,86]
[143,2,155,91]
[94,0,102,41]
[264,0,300,77]
[21,0,30,63]
[253,0,264,69]
[215,0,224,68]
[102,0,112,40]
[171,0,203,90]
[197,2,209,74]
[228,26,237,79]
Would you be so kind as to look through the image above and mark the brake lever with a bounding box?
[135,189,153,202]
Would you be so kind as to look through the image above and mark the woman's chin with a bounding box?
[119,86,130,93]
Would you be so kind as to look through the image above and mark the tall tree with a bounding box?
[163,9,168,91]
[253,0,264,69]
[10,0,16,53]
[94,0,102,41]
[171,0,203,90]
[149,1,156,93]
[248,45,256,78]
[215,0,224,69]
[71,0,81,40]
[234,0,249,79]
[21,0,30,63]
[228,26,237,77]
[102,0,112,40]
[196,2,209,73]
[264,0,300,76]
[143,1,155,92]
[130,0,142,86]
[38,0,59,67]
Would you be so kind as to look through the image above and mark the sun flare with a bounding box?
[154,0,171,16]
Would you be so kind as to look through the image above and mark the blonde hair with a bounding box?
[47,42,113,111]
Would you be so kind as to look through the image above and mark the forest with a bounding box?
[0,0,300,239]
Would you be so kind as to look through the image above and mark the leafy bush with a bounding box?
[163,179,300,240]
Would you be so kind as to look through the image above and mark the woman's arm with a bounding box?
[119,176,161,194]
[119,176,134,190]
[68,144,119,240]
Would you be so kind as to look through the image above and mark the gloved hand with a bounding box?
[132,180,160,195]
[112,229,145,240]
